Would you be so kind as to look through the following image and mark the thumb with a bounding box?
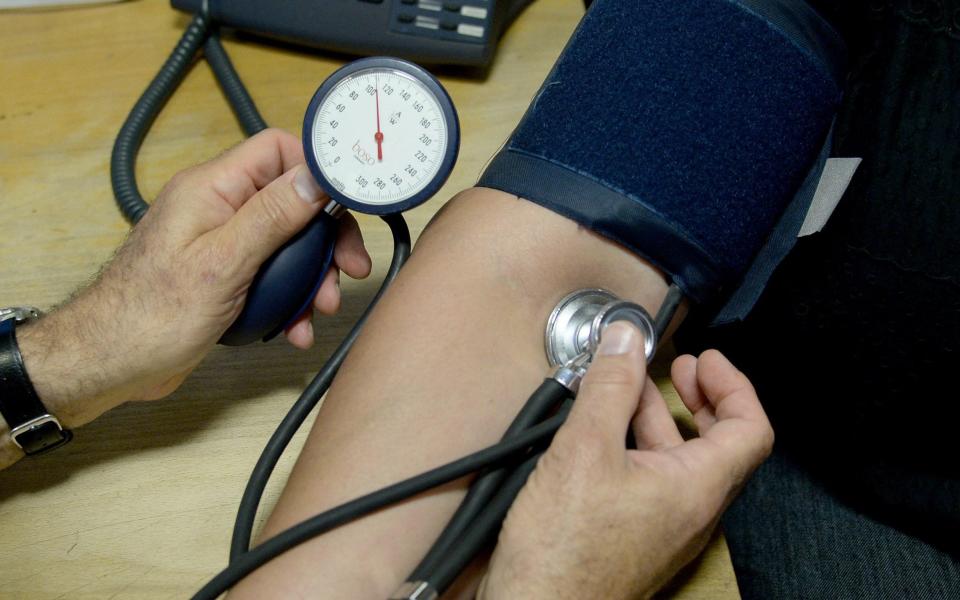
[561,322,648,452]
[221,164,329,276]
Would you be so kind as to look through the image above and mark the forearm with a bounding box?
[0,227,202,467]
[230,187,669,598]
[0,280,145,468]
[1,129,368,470]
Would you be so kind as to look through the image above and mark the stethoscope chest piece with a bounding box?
[545,289,617,367]
[545,289,657,368]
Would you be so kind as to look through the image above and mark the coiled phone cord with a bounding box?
[110,12,266,224]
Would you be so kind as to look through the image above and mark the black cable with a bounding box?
[111,13,211,223]
[425,451,543,595]
[192,406,571,600]
[654,283,684,343]
[229,213,411,560]
[409,378,571,580]
[111,16,268,223]
[204,30,267,136]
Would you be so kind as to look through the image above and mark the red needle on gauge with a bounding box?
[374,76,384,161]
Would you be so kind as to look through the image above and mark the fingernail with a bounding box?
[598,322,638,356]
[293,167,324,205]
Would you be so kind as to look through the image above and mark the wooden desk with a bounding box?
[0,1,740,598]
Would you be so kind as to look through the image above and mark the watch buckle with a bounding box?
[10,414,72,455]
[0,306,43,324]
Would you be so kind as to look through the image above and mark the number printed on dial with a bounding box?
[311,69,448,206]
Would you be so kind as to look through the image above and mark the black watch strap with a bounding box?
[0,318,72,455]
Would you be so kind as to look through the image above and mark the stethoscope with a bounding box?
[197,287,672,600]
[110,17,683,595]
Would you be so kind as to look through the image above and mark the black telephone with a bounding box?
[171,0,535,68]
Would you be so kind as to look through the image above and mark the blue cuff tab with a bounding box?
[710,125,834,325]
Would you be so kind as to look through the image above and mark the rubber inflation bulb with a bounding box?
[219,211,338,346]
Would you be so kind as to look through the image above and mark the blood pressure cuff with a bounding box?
[477,0,846,325]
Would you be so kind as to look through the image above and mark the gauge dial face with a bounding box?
[308,67,450,209]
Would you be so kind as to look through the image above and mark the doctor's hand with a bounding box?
[480,323,774,600]
[3,129,370,466]
[110,127,371,356]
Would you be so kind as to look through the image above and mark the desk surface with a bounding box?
[0,1,740,598]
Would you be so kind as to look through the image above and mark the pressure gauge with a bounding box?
[303,57,460,215]
[220,57,459,346]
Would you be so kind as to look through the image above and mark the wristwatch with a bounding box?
[0,307,73,455]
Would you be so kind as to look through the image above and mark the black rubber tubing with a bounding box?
[229,214,411,560]
[192,407,571,600]
[409,378,572,580]
[425,450,544,595]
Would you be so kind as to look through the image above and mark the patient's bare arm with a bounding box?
[230,187,669,599]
